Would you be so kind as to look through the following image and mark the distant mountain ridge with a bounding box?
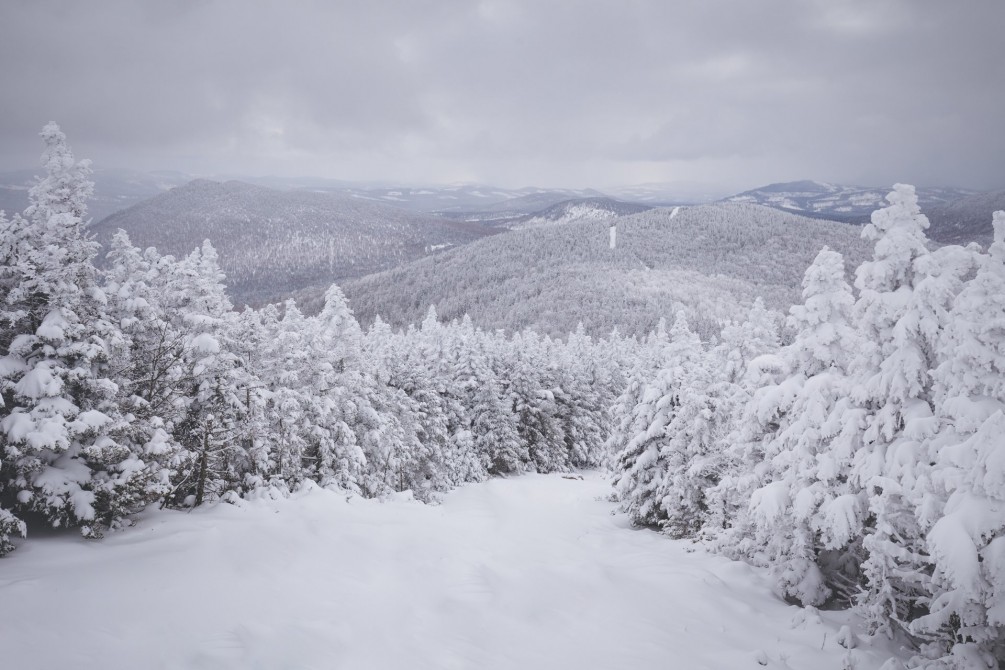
[335,184,605,215]
[924,189,1005,246]
[721,180,975,222]
[719,180,1005,246]
[507,197,653,230]
[2,167,611,224]
[88,179,494,307]
[4,165,993,235]
[316,203,875,340]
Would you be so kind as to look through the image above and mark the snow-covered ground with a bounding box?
[1,473,903,669]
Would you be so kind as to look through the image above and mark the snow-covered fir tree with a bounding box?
[842,185,976,637]
[910,211,1005,667]
[0,124,159,551]
[726,249,864,605]
[613,312,704,528]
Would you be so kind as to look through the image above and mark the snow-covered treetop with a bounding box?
[422,305,440,332]
[867,183,929,235]
[785,247,860,375]
[856,183,931,294]
[25,122,94,224]
[991,210,1005,262]
[667,310,700,349]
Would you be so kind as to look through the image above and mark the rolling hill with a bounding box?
[721,180,974,223]
[89,179,494,306]
[506,197,652,230]
[924,189,1005,246]
[336,184,604,215]
[309,203,874,340]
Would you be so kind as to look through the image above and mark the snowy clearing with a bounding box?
[1,473,902,670]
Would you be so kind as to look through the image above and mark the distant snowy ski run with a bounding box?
[1,473,901,669]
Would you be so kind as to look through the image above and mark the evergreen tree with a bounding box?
[911,211,1005,666]
[163,241,248,506]
[309,285,376,494]
[613,312,703,527]
[0,124,155,551]
[733,249,865,605]
[703,299,783,536]
[654,314,719,538]
[558,324,608,469]
[846,186,974,636]
[605,320,667,472]
[101,231,184,512]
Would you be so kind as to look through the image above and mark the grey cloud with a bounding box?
[0,0,1002,191]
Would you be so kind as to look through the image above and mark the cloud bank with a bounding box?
[1,0,1002,191]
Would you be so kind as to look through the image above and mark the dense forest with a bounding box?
[90,178,492,306]
[2,126,1003,667]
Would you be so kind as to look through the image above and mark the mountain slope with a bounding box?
[89,179,493,306]
[723,181,974,223]
[324,204,873,339]
[507,197,652,230]
[924,189,1005,246]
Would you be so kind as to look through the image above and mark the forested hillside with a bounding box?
[334,204,873,339]
[721,180,1002,247]
[506,197,652,230]
[723,180,974,223]
[925,189,1005,246]
[89,179,493,306]
[340,183,603,215]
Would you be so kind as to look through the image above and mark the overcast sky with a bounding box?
[1,0,1003,193]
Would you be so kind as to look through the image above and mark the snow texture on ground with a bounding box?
[1,473,902,669]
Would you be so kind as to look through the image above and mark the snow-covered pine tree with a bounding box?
[310,285,376,494]
[737,249,865,605]
[911,211,1005,666]
[372,316,485,489]
[0,208,30,553]
[717,298,781,387]
[234,303,297,490]
[613,312,704,528]
[474,327,526,476]
[506,330,567,473]
[703,298,782,537]
[557,324,609,469]
[654,312,720,539]
[845,185,974,636]
[707,348,791,561]
[162,240,249,506]
[0,124,156,551]
[606,318,669,476]
[101,230,185,511]
[444,318,522,476]
[306,302,438,499]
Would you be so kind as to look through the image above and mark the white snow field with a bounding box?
[1,473,903,670]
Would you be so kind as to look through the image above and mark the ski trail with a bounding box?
[1,473,899,670]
